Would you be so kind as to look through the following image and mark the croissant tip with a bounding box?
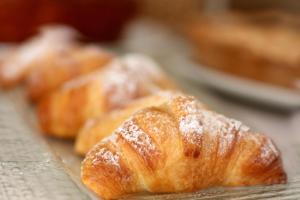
[279,172,288,184]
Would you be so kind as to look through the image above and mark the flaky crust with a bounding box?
[38,72,106,138]
[26,45,113,101]
[75,91,180,155]
[82,94,286,199]
[38,54,176,139]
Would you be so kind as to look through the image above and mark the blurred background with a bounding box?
[1,1,299,109]
[1,0,299,39]
[1,0,299,89]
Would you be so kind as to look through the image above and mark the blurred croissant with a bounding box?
[75,91,178,155]
[0,26,77,88]
[38,54,177,139]
[26,45,113,101]
[82,93,287,199]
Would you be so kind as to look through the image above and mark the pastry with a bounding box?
[75,91,179,155]
[187,13,300,90]
[37,54,176,139]
[0,26,77,88]
[26,45,113,101]
[82,93,286,199]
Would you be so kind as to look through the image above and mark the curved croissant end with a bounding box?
[81,94,286,199]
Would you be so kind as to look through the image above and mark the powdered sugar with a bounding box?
[248,134,280,165]
[1,26,75,79]
[259,138,279,165]
[180,114,204,136]
[102,60,139,108]
[102,54,164,108]
[202,112,249,136]
[61,54,167,109]
[233,120,250,132]
[178,97,249,152]
[117,118,156,157]
[184,100,201,114]
[101,132,119,145]
[92,148,120,168]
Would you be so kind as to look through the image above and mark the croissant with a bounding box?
[26,45,113,101]
[0,26,76,88]
[38,54,176,139]
[81,93,287,199]
[75,91,178,155]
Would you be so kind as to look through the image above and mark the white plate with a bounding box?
[167,55,300,110]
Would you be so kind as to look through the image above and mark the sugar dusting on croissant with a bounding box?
[38,54,176,138]
[81,93,286,199]
[101,54,175,109]
[0,26,77,87]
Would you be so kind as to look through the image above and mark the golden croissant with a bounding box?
[0,26,77,88]
[82,93,287,199]
[26,45,113,101]
[38,54,176,139]
[75,91,179,155]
